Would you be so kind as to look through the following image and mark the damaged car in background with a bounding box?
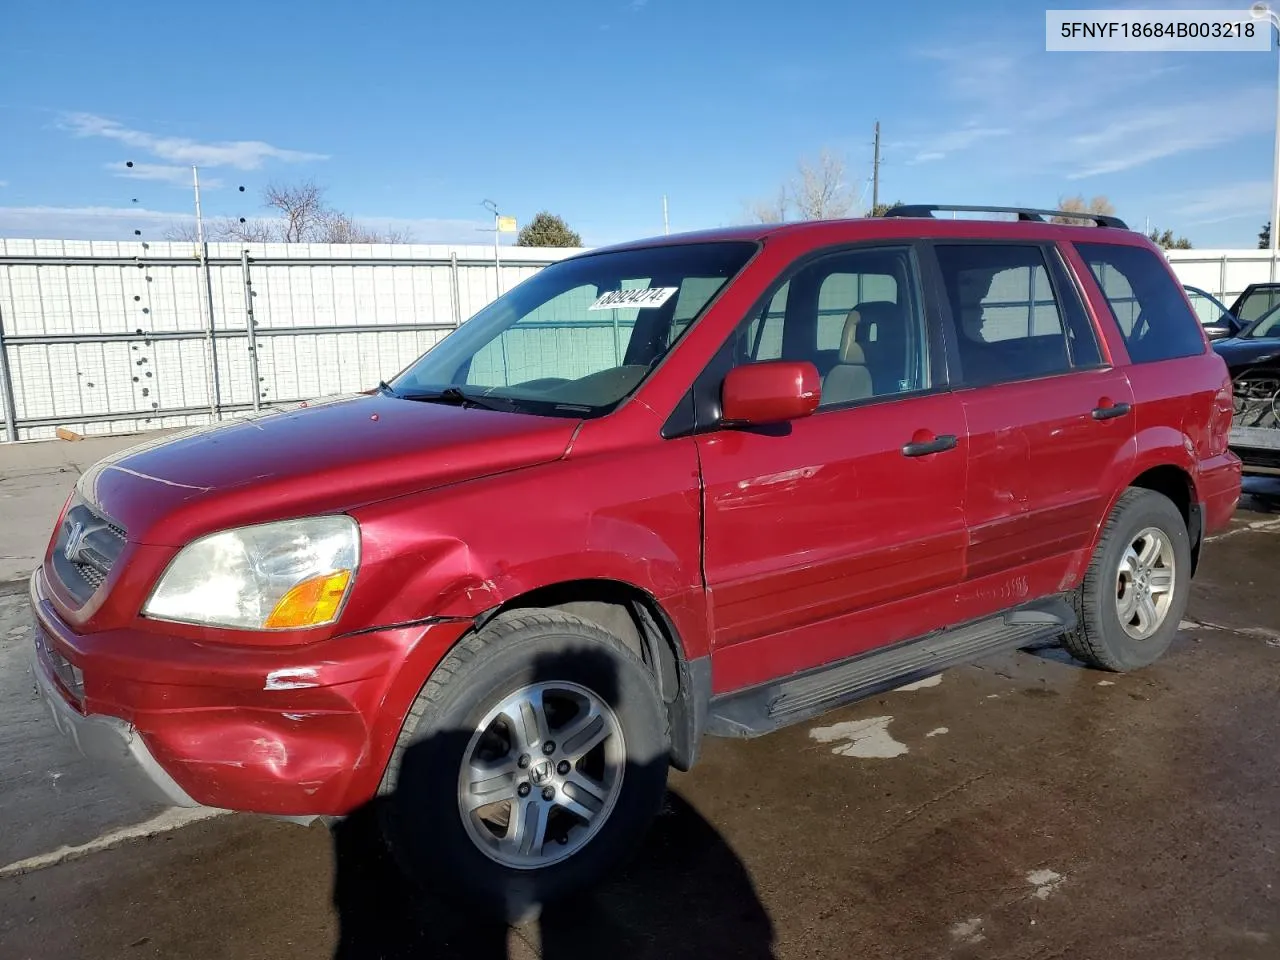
[1214,301,1280,476]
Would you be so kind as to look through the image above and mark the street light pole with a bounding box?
[1272,36,1279,269]
[482,199,502,297]
[1256,4,1280,269]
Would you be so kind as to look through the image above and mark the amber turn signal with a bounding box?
[264,570,352,629]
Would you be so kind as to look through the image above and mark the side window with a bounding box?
[1074,242,1205,364]
[740,282,788,362]
[934,244,1096,387]
[735,248,928,408]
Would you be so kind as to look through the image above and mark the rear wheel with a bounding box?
[379,611,670,921]
[1064,487,1191,671]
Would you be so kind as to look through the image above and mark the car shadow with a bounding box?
[329,646,776,960]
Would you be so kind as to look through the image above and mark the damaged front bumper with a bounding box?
[28,569,473,817]
[30,621,200,808]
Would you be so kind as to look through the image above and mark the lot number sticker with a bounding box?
[588,287,678,311]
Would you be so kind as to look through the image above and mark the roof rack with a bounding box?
[882,204,1128,230]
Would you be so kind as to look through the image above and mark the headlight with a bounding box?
[143,516,360,630]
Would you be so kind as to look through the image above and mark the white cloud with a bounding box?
[897,125,1011,164]
[110,162,223,189]
[0,204,491,244]
[0,180,8,188]
[1061,86,1273,179]
[0,204,189,240]
[1166,179,1272,225]
[63,113,328,170]
[907,42,1268,181]
[629,0,649,9]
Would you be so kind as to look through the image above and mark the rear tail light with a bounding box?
[1208,374,1233,456]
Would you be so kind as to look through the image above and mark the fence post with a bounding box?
[0,304,17,442]
[450,252,462,326]
[1220,254,1228,300]
[241,249,261,413]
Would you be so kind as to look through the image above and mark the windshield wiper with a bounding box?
[376,380,398,397]
[397,386,512,412]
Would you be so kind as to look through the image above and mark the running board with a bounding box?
[706,597,1074,738]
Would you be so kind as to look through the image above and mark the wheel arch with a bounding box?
[1125,462,1201,575]
[474,578,710,772]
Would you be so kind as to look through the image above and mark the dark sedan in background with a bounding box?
[1212,295,1280,477]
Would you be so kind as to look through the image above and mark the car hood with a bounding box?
[76,393,580,545]
[1212,337,1280,371]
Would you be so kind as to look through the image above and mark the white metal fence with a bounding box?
[0,241,1270,443]
[1164,248,1280,304]
[0,239,580,441]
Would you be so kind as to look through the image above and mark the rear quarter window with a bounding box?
[1074,242,1205,364]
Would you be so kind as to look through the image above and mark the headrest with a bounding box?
[837,332,867,365]
[840,301,904,361]
[850,301,901,329]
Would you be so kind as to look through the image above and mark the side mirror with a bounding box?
[721,360,821,426]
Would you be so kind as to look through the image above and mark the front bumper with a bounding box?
[29,627,199,808]
[28,569,473,816]
[1229,425,1280,476]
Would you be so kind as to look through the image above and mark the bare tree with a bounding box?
[317,210,414,244]
[791,149,855,220]
[747,148,857,223]
[162,181,414,244]
[1051,194,1116,223]
[163,216,275,243]
[263,180,327,242]
[746,187,789,224]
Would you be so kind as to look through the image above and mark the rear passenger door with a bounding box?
[926,242,1135,613]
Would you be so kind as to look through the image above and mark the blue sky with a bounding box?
[0,0,1276,247]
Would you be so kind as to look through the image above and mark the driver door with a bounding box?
[696,244,970,695]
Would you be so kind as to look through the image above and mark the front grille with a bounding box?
[51,499,128,606]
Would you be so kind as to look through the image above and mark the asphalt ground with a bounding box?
[1,480,1278,959]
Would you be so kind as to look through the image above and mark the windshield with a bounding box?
[1234,286,1280,324]
[391,241,757,416]
[1244,302,1280,339]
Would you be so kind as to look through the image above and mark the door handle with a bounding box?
[902,433,958,457]
[1091,402,1131,421]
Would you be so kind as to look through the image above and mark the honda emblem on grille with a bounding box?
[63,521,88,563]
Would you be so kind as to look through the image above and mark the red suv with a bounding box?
[30,205,1241,916]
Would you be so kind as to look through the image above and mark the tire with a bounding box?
[379,610,670,922]
[1064,487,1191,672]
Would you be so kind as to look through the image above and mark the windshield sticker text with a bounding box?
[588,287,678,311]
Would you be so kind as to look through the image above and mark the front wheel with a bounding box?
[379,611,670,921]
[1064,487,1191,672]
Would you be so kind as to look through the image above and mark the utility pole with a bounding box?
[662,194,670,235]
[872,120,881,214]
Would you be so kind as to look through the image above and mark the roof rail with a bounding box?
[882,204,1128,230]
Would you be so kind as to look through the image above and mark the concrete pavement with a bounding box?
[0,432,177,585]
[0,430,198,870]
